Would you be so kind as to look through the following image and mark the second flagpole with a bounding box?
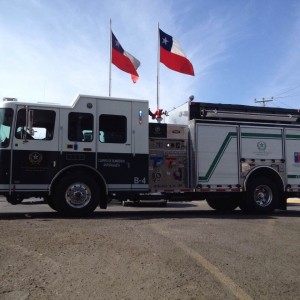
[156,23,160,110]
[109,19,112,97]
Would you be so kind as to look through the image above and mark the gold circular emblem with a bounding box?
[29,152,43,165]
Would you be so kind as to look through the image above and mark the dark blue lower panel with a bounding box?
[97,153,148,185]
[0,150,11,184]
[3,150,148,189]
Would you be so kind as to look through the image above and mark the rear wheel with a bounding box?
[53,172,100,217]
[206,196,239,211]
[7,195,23,205]
[240,177,279,213]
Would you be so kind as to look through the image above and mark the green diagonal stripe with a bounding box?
[199,132,237,182]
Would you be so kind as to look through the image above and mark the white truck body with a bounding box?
[0,95,299,216]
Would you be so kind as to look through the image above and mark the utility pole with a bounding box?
[254,97,273,107]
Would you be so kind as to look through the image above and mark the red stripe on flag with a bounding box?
[160,47,194,76]
[112,48,138,77]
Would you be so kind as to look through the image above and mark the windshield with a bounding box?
[0,108,13,148]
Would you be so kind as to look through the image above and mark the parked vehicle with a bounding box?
[0,95,299,216]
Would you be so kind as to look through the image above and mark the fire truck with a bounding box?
[0,95,299,216]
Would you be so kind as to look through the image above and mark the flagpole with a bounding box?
[109,19,112,97]
[156,23,160,110]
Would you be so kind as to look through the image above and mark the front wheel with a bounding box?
[240,177,279,213]
[53,172,100,217]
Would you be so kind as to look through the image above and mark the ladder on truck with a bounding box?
[189,102,300,124]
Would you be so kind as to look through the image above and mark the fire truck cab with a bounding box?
[0,95,148,215]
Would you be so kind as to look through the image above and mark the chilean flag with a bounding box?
[111,32,140,83]
[159,29,194,76]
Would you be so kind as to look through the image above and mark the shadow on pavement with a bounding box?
[0,206,299,221]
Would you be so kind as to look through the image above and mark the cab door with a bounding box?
[96,98,149,192]
[11,106,59,192]
[96,98,133,191]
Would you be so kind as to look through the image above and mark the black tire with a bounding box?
[53,172,100,217]
[159,201,168,207]
[7,195,23,205]
[206,196,239,211]
[240,176,279,213]
[45,196,58,212]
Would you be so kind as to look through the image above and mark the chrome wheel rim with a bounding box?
[254,185,272,207]
[65,182,91,208]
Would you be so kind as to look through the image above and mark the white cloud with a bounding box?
[0,0,299,111]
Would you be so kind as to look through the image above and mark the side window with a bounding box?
[15,108,56,140]
[68,112,94,142]
[99,114,127,143]
[0,108,13,148]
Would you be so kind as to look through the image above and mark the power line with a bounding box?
[273,84,300,98]
[271,98,295,109]
[274,93,300,99]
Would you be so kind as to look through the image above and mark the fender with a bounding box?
[48,164,108,195]
[243,165,284,191]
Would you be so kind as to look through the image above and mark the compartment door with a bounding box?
[285,128,300,186]
[196,124,239,185]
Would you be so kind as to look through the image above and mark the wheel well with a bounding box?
[50,165,108,196]
[244,167,284,192]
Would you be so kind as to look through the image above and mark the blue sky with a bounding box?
[1,0,300,112]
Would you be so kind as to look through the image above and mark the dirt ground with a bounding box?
[0,200,300,300]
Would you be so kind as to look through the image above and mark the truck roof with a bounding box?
[0,94,149,109]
